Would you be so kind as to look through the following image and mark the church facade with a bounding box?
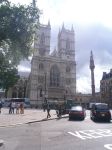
[28,22,76,107]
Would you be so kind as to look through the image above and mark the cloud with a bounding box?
[18,24,112,93]
[10,0,112,93]
[75,24,112,62]
[18,60,31,72]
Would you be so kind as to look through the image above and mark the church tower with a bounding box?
[58,24,76,95]
[90,51,95,99]
[34,21,51,57]
[58,23,75,60]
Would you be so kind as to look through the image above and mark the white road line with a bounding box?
[85,116,90,120]
[68,128,112,140]
[104,144,112,150]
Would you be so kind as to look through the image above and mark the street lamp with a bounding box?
[44,72,47,104]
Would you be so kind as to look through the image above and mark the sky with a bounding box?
[10,0,112,93]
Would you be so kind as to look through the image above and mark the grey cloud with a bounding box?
[19,24,112,91]
[75,24,112,71]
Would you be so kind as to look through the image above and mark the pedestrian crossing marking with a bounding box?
[68,128,112,140]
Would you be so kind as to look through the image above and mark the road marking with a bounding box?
[68,128,112,140]
[104,144,112,150]
[85,116,90,120]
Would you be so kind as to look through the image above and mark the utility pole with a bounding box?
[44,72,47,104]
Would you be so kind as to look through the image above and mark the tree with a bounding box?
[0,51,20,97]
[0,0,40,94]
[0,0,40,65]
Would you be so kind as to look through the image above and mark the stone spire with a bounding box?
[71,24,74,32]
[62,22,65,31]
[90,50,95,100]
[48,20,51,28]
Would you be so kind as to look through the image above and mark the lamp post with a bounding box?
[44,72,47,104]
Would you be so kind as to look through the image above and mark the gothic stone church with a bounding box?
[28,22,76,107]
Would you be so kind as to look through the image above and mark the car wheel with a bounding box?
[93,116,96,122]
[81,117,84,121]
[107,119,111,123]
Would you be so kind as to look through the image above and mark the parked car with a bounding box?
[90,103,111,122]
[69,106,86,120]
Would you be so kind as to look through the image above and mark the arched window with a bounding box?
[40,33,45,45]
[18,87,23,98]
[12,87,17,98]
[40,88,43,97]
[50,65,60,87]
[66,66,70,73]
[39,63,44,70]
[66,38,70,50]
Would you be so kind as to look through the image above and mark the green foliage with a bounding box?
[0,0,40,92]
[0,0,40,64]
[0,51,20,91]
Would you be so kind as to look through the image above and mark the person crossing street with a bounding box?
[0,101,2,114]
[46,102,51,119]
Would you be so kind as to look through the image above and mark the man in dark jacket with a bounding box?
[46,103,51,118]
[0,101,2,114]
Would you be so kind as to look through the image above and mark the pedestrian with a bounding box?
[57,103,62,118]
[0,101,2,114]
[9,102,12,114]
[11,102,15,114]
[20,102,24,114]
[43,103,46,112]
[16,103,20,114]
[46,102,51,118]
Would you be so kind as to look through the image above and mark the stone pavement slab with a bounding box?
[0,108,60,127]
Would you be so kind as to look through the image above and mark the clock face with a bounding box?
[39,48,45,56]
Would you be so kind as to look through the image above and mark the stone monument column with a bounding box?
[89,51,95,100]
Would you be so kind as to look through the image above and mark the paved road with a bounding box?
[0,110,112,150]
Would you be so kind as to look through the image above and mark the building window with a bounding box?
[40,33,45,45]
[50,65,60,87]
[66,66,70,73]
[66,38,70,50]
[38,75,44,83]
[12,87,17,98]
[40,88,43,97]
[66,78,71,85]
[39,63,44,70]
[18,87,23,98]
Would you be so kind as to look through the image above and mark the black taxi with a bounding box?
[90,103,111,122]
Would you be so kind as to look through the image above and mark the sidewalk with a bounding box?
[0,108,63,128]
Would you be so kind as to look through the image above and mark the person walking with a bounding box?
[0,101,2,114]
[16,103,20,114]
[56,103,62,118]
[9,102,12,114]
[43,103,47,112]
[20,102,24,114]
[46,102,51,119]
[11,102,15,114]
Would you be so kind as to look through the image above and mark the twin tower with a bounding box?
[29,22,76,107]
[34,22,75,59]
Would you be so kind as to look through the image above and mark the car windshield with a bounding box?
[96,104,109,110]
[71,106,83,111]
